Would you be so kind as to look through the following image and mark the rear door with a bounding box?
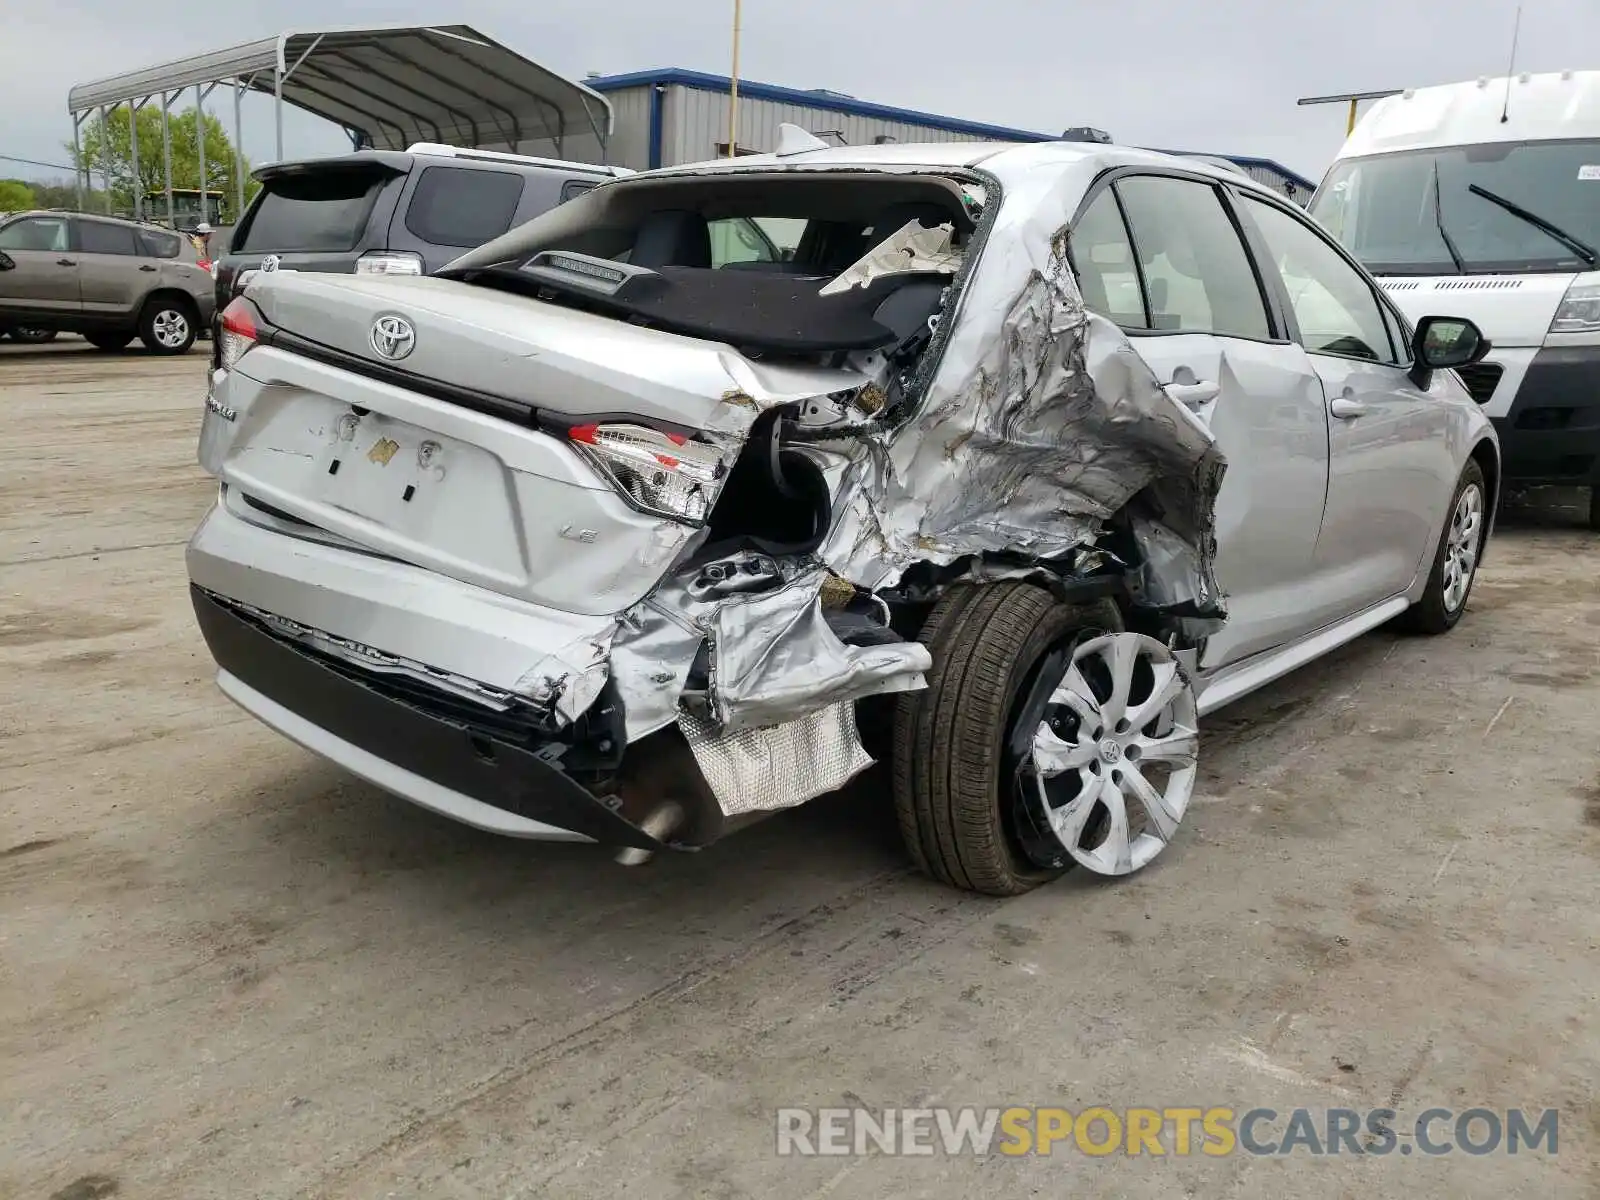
[388,164,527,272]
[74,219,145,316]
[219,159,407,301]
[1071,172,1332,668]
[1235,194,1452,618]
[0,215,80,315]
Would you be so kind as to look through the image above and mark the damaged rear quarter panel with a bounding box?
[819,151,1227,614]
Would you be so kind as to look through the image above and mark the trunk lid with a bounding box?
[203,271,870,616]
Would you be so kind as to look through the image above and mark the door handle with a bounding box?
[139,264,157,272]
[1164,380,1221,410]
[1329,397,1368,419]
[56,258,77,267]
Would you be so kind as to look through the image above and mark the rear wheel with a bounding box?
[138,298,196,354]
[1399,460,1486,634]
[84,332,132,352]
[892,582,1199,895]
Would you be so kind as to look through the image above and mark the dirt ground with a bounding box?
[2,339,1598,1200]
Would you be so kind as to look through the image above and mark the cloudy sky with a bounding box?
[4,0,1596,185]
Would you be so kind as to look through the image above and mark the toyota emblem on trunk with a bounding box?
[370,314,416,360]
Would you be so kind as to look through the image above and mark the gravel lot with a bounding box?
[3,338,1598,1200]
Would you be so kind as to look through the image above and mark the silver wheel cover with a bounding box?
[1442,483,1483,613]
[1030,632,1199,875]
[151,309,189,348]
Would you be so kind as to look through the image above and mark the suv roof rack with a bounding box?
[404,143,634,178]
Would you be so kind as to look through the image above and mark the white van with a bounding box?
[1308,70,1600,528]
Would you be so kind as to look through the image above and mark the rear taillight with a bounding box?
[355,251,424,276]
[218,297,262,371]
[568,423,727,525]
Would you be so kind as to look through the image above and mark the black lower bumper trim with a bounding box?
[1492,345,1600,486]
[190,586,661,850]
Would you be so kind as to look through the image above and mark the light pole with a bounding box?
[728,0,742,157]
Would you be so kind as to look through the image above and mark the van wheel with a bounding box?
[84,332,132,352]
[139,298,196,354]
[892,583,1201,896]
[1589,487,1600,532]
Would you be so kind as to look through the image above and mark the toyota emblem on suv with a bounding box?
[370,314,416,360]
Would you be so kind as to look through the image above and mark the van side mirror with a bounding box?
[1410,315,1489,388]
[0,251,14,271]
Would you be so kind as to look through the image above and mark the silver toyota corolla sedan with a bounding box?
[187,132,1498,895]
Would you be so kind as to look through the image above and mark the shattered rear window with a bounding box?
[443,171,980,354]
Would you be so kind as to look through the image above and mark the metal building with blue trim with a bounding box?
[586,68,1316,205]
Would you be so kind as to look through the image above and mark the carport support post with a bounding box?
[195,84,207,222]
[99,106,113,213]
[160,93,175,229]
[71,114,84,211]
[233,81,246,221]
[274,66,284,161]
[128,99,140,221]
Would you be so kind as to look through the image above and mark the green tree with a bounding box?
[68,106,260,221]
[0,179,37,210]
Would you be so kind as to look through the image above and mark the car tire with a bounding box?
[1399,459,1487,635]
[892,582,1127,895]
[1589,487,1600,533]
[84,332,133,352]
[138,297,197,355]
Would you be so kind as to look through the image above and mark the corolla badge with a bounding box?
[370,314,416,360]
[259,254,280,273]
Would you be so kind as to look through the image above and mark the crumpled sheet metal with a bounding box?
[706,566,931,732]
[678,701,874,817]
[512,627,614,727]
[820,158,1227,616]
[819,221,963,296]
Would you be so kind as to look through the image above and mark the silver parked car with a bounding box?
[0,210,213,353]
[186,133,1498,894]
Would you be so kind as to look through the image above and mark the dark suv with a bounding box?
[215,143,628,308]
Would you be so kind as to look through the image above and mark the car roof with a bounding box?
[7,209,185,233]
[644,138,1284,199]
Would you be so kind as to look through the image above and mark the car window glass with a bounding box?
[1070,190,1148,328]
[78,221,140,255]
[1114,176,1271,339]
[404,166,525,248]
[561,180,596,204]
[1242,196,1396,363]
[709,217,779,266]
[1380,300,1412,364]
[236,168,389,253]
[0,216,70,252]
[136,229,182,259]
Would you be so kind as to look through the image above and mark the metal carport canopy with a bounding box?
[66,24,614,159]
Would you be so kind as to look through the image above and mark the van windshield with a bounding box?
[1309,139,1600,275]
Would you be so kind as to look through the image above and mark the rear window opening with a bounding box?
[443,171,982,356]
[234,166,394,254]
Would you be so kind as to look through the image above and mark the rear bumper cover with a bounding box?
[192,585,663,850]
[1492,345,1600,486]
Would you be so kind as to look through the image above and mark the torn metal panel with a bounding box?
[678,701,874,817]
[512,627,614,727]
[818,158,1227,615]
[705,566,931,732]
[607,596,707,742]
[819,220,963,296]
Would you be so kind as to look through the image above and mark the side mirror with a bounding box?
[0,251,14,271]
[1410,315,1490,388]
